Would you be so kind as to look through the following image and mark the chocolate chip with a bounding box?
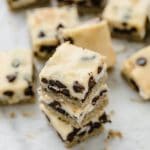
[78,131,86,137]
[49,101,61,108]
[130,79,139,92]
[91,0,100,5]
[88,76,96,90]
[62,89,70,97]
[73,81,85,93]
[88,122,101,133]
[39,45,57,53]
[56,23,65,30]
[92,96,99,105]
[99,113,110,123]
[67,128,80,142]
[122,22,128,27]
[97,66,102,74]
[113,27,137,34]
[99,89,107,97]
[6,74,17,82]
[11,59,20,68]
[81,55,96,61]
[64,37,74,44]
[49,80,67,89]
[3,91,14,97]
[41,78,48,84]
[24,85,34,96]
[136,57,147,66]
[38,31,46,38]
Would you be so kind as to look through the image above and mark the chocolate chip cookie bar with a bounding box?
[59,19,116,68]
[7,0,50,10]
[122,46,150,100]
[40,103,110,147]
[102,0,149,40]
[27,6,79,59]
[39,43,107,106]
[39,83,108,128]
[0,50,34,104]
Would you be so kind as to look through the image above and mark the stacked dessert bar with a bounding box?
[39,43,110,147]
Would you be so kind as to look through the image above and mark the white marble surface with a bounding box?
[1,0,150,150]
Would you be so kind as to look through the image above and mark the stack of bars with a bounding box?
[39,43,110,147]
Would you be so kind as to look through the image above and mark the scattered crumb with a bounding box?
[9,112,16,118]
[22,112,33,117]
[107,130,123,140]
[25,133,35,139]
[104,130,123,150]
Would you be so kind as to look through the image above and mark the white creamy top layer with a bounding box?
[40,43,107,100]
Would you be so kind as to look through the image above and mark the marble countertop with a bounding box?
[0,1,150,150]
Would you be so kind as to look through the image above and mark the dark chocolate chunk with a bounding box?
[56,23,65,30]
[88,76,96,90]
[48,101,70,117]
[113,27,137,34]
[64,37,74,44]
[11,59,20,68]
[136,57,147,66]
[130,79,139,92]
[97,66,102,74]
[41,78,48,84]
[88,122,101,133]
[122,22,128,27]
[38,31,46,38]
[49,101,61,108]
[92,95,99,105]
[39,45,57,53]
[61,89,70,97]
[78,131,86,137]
[99,89,107,97]
[91,0,100,5]
[24,85,34,96]
[67,128,80,142]
[3,91,14,97]
[73,81,85,93]
[81,55,96,61]
[49,80,67,89]
[6,74,17,82]
[99,113,111,123]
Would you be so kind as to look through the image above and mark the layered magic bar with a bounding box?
[39,43,107,106]
[40,103,110,147]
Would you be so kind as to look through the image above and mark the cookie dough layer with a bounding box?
[122,46,150,100]
[7,0,49,10]
[39,43,107,105]
[0,50,34,104]
[103,0,149,40]
[40,103,109,147]
[27,6,79,59]
[60,19,116,68]
[40,84,108,127]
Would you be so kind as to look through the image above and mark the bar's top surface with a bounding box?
[0,50,33,99]
[40,43,107,100]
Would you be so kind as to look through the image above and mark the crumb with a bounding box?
[22,112,33,117]
[107,129,123,140]
[104,129,123,150]
[25,133,35,139]
[9,112,16,118]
